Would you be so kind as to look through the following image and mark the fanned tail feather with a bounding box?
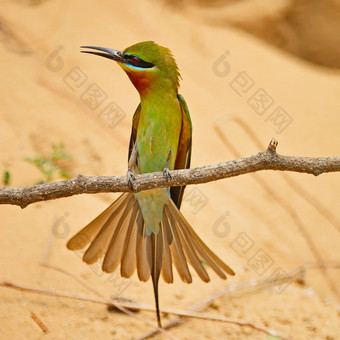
[67,192,234,327]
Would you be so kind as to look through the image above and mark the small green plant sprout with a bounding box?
[2,170,11,186]
[24,143,72,183]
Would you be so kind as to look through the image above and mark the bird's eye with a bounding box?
[131,56,139,64]
[123,53,154,68]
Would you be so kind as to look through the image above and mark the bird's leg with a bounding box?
[127,143,138,188]
[162,149,172,182]
[127,168,136,188]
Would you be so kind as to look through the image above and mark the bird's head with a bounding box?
[81,41,180,96]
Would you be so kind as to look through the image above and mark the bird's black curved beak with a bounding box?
[80,46,125,63]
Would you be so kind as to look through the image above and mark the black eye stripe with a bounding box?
[123,54,154,69]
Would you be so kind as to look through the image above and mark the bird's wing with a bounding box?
[128,103,141,162]
[170,94,193,209]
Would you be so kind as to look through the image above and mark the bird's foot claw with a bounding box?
[127,169,136,188]
[163,168,172,182]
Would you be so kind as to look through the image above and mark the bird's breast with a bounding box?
[136,99,182,174]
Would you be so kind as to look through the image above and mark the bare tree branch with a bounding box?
[1,139,339,208]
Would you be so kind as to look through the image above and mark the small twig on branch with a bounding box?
[1,138,339,208]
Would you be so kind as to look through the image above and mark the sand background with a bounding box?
[1,0,340,339]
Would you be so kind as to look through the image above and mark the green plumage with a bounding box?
[124,42,190,235]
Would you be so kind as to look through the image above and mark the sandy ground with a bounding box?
[1,1,340,339]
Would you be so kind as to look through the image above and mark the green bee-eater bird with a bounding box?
[67,41,235,327]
